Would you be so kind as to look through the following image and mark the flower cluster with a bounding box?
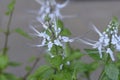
[30,18,73,52]
[79,18,120,61]
[31,0,73,58]
[35,0,69,22]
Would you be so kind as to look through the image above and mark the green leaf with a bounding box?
[49,55,62,70]
[102,76,109,80]
[45,29,52,37]
[64,43,73,56]
[72,61,88,73]
[5,0,16,15]
[84,49,100,60]
[111,16,119,27]
[50,45,63,55]
[53,71,72,80]
[105,64,119,80]
[56,18,64,29]
[3,73,18,80]
[0,74,7,80]
[29,65,54,80]
[72,61,99,74]
[116,52,120,60]
[8,0,16,10]
[34,65,51,76]
[45,14,51,21]
[0,54,9,70]
[115,53,120,67]
[14,28,32,39]
[84,49,98,54]
[61,28,71,36]
[56,18,71,36]
[8,61,21,67]
[41,68,54,80]
[89,62,100,72]
[66,49,83,61]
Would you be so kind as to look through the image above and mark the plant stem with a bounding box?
[3,8,14,55]
[85,72,91,80]
[98,67,105,80]
[23,56,41,80]
[87,75,91,80]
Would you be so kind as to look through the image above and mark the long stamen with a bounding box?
[57,0,69,8]
[78,39,94,46]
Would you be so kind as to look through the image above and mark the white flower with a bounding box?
[60,64,63,70]
[31,0,74,55]
[79,38,103,58]
[54,39,62,46]
[60,36,74,42]
[30,25,54,50]
[35,0,69,21]
[53,36,73,47]
[48,41,53,51]
[53,20,61,37]
[79,24,110,58]
[39,20,49,30]
[66,61,70,65]
[30,25,50,40]
[111,35,118,45]
[35,38,46,47]
[116,43,120,51]
[112,35,120,51]
[106,48,115,61]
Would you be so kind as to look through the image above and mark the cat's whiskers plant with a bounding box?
[30,0,75,52]
[78,17,120,80]
[3,0,120,80]
[2,0,120,80]
[31,0,73,63]
[28,0,85,80]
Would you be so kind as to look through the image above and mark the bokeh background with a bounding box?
[0,0,120,80]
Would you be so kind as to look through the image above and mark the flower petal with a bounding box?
[90,24,102,36]
[98,45,102,58]
[35,0,43,5]
[78,39,94,46]
[106,48,115,61]
[48,42,53,51]
[57,0,69,8]
[54,39,62,46]
[30,25,41,35]
[61,36,73,42]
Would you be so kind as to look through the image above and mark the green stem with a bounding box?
[23,56,41,80]
[85,72,91,80]
[98,68,105,80]
[87,74,91,80]
[98,33,113,80]
[3,7,14,55]
[98,53,110,80]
